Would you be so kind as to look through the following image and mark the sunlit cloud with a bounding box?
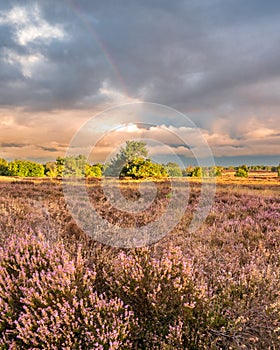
[3,49,44,78]
[0,4,65,45]
[0,1,279,164]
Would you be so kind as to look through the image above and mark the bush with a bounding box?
[208,166,223,177]
[44,161,58,177]
[120,158,167,179]
[8,160,44,177]
[62,155,87,178]
[85,163,103,178]
[192,166,203,177]
[164,162,183,177]
[0,233,135,349]
[235,164,249,177]
[0,158,10,176]
[103,247,209,348]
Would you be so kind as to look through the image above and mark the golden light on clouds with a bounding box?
[0,2,279,165]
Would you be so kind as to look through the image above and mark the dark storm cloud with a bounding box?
[0,0,279,160]
[1,142,26,148]
[0,0,279,112]
[39,146,59,152]
[169,144,191,150]
[0,1,111,109]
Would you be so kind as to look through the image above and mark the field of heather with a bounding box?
[0,178,280,349]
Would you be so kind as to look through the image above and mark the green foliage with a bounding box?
[235,164,249,177]
[184,166,194,177]
[208,166,223,177]
[55,155,86,178]
[52,155,102,178]
[44,162,58,177]
[120,157,167,179]
[250,165,272,171]
[120,140,148,162]
[185,166,223,177]
[55,157,65,177]
[63,155,86,177]
[105,156,125,177]
[192,166,203,177]
[164,162,183,177]
[0,158,10,176]
[85,163,103,178]
[8,160,44,177]
[184,166,203,177]
[214,166,223,176]
[106,140,149,176]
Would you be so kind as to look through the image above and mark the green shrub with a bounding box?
[0,158,10,176]
[235,164,249,177]
[120,158,167,179]
[164,162,183,177]
[85,163,103,177]
[8,160,44,177]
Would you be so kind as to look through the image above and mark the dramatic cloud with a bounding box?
[0,0,279,164]
[0,4,65,45]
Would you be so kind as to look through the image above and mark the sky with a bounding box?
[0,0,279,166]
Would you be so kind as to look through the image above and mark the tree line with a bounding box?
[0,141,279,178]
[0,156,103,178]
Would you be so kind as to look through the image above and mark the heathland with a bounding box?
[0,177,279,349]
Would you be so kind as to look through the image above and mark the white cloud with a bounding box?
[0,4,65,46]
[98,81,141,104]
[148,144,191,156]
[204,132,240,147]
[115,123,140,133]
[3,49,44,78]
[246,127,276,139]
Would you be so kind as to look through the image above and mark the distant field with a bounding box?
[0,178,279,348]
[1,173,279,183]
[222,170,278,178]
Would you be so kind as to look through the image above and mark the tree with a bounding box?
[0,158,10,176]
[53,155,87,178]
[8,160,44,177]
[120,140,148,163]
[120,157,167,179]
[192,167,202,177]
[28,162,45,177]
[105,141,149,177]
[62,155,86,178]
[184,166,207,177]
[235,164,249,178]
[44,162,58,177]
[184,166,194,177]
[164,162,183,177]
[208,166,223,177]
[85,163,103,178]
[55,157,65,177]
